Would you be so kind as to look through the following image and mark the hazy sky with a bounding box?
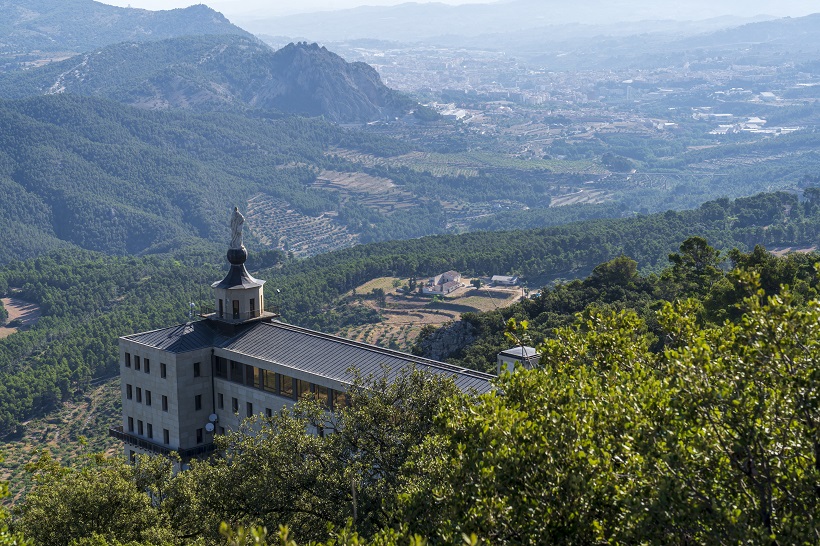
[100,0,496,17]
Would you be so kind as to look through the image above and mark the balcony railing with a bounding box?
[199,304,279,323]
[109,426,216,459]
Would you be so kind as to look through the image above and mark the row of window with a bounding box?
[125,384,169,411]
[127,416,170,445]
[214,358,348,410]
[125,353,168,378]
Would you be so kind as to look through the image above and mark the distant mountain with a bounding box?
[239,0,816,42]
[0,0,251,63]
[0,35,416,123]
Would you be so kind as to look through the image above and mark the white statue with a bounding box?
[230,207,245,249]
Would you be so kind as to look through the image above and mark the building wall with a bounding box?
[119,341,182,457]
[174,348,216,449]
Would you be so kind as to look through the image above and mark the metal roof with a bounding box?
[211,264,265,290]
[122,318,494,393]
[122,321,222,353]
[221,321,494,394]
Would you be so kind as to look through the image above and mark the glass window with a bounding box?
[229,360,243,384]
[163,429,169,444]
[126,384,132,400]
[147,423,153,439]
[125,353,131,368]
[316,385,329,408]
[215,358,227,378]
[332,390,348,410]
[279,374,294,399]
[144,359,150,374]
[219,426,225,435]
[297,380,313,400]
[161,362,167,378]
[162,395,168,412]
[232,397,238,413]
[127,416,134,432]
[217,393,224,409]
[265,408,272,418]
[244,364,257,388]
[134,356,140,371]
[193,362,201,377]
[195,395,202,411]
[136,387,142,403]
[246,402,253,418]
[137,420,143,435]
[263,370,277,393]
[196,428,203,444]
[145,390,152,406]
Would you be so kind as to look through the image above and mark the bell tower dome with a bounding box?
[208,207,274,324]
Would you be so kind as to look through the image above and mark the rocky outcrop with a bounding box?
[414,320,478,362]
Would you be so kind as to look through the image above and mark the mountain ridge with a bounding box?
[0,35,416,123]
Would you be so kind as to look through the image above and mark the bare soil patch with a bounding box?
[0,296,41,339]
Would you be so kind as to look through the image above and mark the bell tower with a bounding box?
[208,207,273,324]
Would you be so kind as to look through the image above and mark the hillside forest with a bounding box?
[3,236,820,544]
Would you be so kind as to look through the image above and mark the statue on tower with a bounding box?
[230,207,245,249]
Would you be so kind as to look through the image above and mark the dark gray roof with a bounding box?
[221,321,494,393]
[212,264,265,290]
[123,321,223,353]
[123,318,494,393]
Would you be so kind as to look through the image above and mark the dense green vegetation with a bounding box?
[9,244,820,545]
[0,191,816,440]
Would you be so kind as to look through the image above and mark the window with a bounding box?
[136,387,142,403]
[232,299,240,319]
[126,384,132,400]
[215,358,227,378]
[196,428,203,444]
[160,362,167,378]
[134,356,140,371]
[129,450,136,464]
[144,359,150,374]
[246,402,253,418]
[162,395,168,412]
[125,353,131,368]
[279,374,294,399]
[193,362,201,377]
[127,416,134,432]
[316,385,329,409]
[219,426,225,435]
[232,397,238,413]
[229,360,243,384]
[137,420,143,435]
[265,407,272,418]
[244,364,257,388]
[333,390,348,410]
[298,380,312,400]
[145,390,152,406]
[147,423,153,439]
[263,370,277,393]
[250,298,256,316]
[218,299,224,318]
[217,393,224,409]
[195,395,202,411]
[163,429,170,444]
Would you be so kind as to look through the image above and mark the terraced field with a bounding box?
[246,194,358,257]
[338,277,521,352]
[312,170,419,214]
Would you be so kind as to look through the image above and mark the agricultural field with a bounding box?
[312,170,419,214]
[337,277,522,351]
[246,194,358,257]
[0,378,121,501]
